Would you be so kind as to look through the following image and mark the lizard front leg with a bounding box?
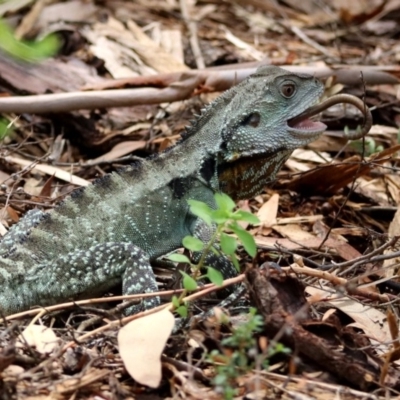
[0,242,160,316]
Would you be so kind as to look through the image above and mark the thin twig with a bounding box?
[284,264,394,303]
[290,26,340,61]
[321,236,399,271]
[2,275,244,322]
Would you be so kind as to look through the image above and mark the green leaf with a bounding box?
[230,225,257,257]
[30,34,60,59]
[180,271,198,291]
[231,255,240,272]
[233,210,260,224]
[210,209,229,224]
[220,233,237,255]
[0,117,12,140]
[0,20,59,62]
[176,305,188,318]
[182,236,204,251]
[167,253,190,263]
[188,199,213,226]
[172,295,180,308]
[207,267,224,286]
[214,192,236,212]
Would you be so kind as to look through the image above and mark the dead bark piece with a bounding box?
[256,264,312,319]
[245,267,400,391]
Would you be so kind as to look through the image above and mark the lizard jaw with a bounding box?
[287,117,327,139]
[287,96,330,139]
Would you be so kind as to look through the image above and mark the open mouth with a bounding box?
[287,100,328,136]
[287,93,372,140]
[287,115,327,139]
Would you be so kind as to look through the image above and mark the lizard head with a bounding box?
[216,66,327,199]
[220,66,326,161]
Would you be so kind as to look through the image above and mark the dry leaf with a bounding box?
[54,368,110,395]
[23,177,43,197]
[36,0,98,28]
[383,207,400,277]
[0,0,34,17]
[273,224,314,241]
[2,365,24,377]
[291,148,331,163]
[257,193,279,227]
[5,206,19,223]
[91,140,147,163]
[118,309,174,388]
[0,169,10,184]
[306,287,390,354]
[18,324,59,354]
[322,308,337,321]
[255,235,361,261]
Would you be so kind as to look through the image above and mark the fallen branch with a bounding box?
[0,64,398,114]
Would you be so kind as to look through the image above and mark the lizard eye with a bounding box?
[280,82,296,98]
[242,112,260,127]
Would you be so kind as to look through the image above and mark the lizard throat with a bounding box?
[217,149,291,200]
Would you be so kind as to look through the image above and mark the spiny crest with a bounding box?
[179,84,239,142]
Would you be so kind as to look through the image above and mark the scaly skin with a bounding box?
[0,66,367,316]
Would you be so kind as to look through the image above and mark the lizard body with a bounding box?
[0,66,346,315]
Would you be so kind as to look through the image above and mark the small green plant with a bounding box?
[349,134,383,156]
[0,19,59,62]
[0,20,59,140]
[167,192,259,317]
[0,117,12,140]
[167,194,289,398]
[209,308,290,399]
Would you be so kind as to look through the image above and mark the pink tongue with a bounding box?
[293,118,326,130]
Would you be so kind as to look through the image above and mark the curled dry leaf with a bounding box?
[17,324,59,354]
[118,309,175,388]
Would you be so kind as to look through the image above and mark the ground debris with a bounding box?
[0,0,399,398]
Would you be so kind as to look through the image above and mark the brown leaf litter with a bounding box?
[0,0,400,398]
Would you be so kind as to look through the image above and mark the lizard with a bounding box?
[0,66,371,316]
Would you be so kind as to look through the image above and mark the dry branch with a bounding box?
[0,64,398,114]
